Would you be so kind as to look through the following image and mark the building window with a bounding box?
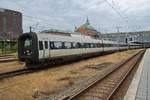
[3,16,7,33]
[13,17,17,32]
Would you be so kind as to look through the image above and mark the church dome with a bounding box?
[80,18,96,31]
[75,17,98,37]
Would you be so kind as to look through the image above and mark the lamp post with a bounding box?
[8,32,12,53]
[4,37,6,54]
[98,28,104,52]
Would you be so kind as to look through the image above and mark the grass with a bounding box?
[0,49,142,100]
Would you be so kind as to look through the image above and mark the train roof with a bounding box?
[21,32,127,45]
[37,32,102,43]
[128,43,141,45]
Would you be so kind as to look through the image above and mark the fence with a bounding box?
[0,40,17,55]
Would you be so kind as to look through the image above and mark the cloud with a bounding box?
[0,0,150,32]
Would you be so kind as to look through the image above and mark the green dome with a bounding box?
[80,18,97,31]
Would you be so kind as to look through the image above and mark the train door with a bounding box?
[44,41,49,58]
[39,41,44,59]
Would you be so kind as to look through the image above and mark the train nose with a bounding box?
[18,32,39,63]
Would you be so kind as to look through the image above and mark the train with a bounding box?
[18,31,142,67]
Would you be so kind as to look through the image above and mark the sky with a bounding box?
[0,0,150,33]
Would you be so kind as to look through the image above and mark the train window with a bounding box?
[80,43,84,48]
[103,44,108,47]
[54,42,63,49]
[79,43,82,48]
[92,43,96,48]
[84,43,89,48]
[64,42,71,49]
[94,43,97,48]
[108,44,111,47]
[108,44,110,47]
[82,43,84,48]
[92,43,95,48]
[71,43,76,48]
[49,41,55,49]
[98,43,101,47]
[61,42,65,49]
[88,43,91,48]
[44,41,48,49]
[87,43,91,48]
[91,43,94,48]
[76,42,81,48]
[109,44,112,47]
[49,41,54,49]
[23,39,32,55]
[39,41,43,50]
[96,43,99,48]
[24,39,32,48]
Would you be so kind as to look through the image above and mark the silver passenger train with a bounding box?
[18,32,141,67]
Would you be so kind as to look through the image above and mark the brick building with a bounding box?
[0,8,22,40]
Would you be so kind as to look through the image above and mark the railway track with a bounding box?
[0,68,35,80]
[59,50,145,100]
[0,55,17,62]
[0,64,55,80]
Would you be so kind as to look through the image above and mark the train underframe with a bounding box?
[25,49,128,68]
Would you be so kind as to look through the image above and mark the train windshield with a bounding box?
[24,39,32,48]
[24,38,32,55]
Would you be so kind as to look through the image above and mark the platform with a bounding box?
[124,49,150,100]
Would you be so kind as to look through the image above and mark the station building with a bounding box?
[102,31,150,47]
[0,8,22,40]
[41,18,100,38]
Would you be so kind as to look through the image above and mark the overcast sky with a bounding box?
[0,0,150,33]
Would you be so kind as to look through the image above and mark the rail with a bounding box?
[60,50,145,100]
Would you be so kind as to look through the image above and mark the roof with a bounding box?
[0,8,5,12]
[76,17,97,32]
[41,29,83,36]
[36,32,102,43]
[0,7,21,14]
[81,18,96,30]
[41,29,72,35]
